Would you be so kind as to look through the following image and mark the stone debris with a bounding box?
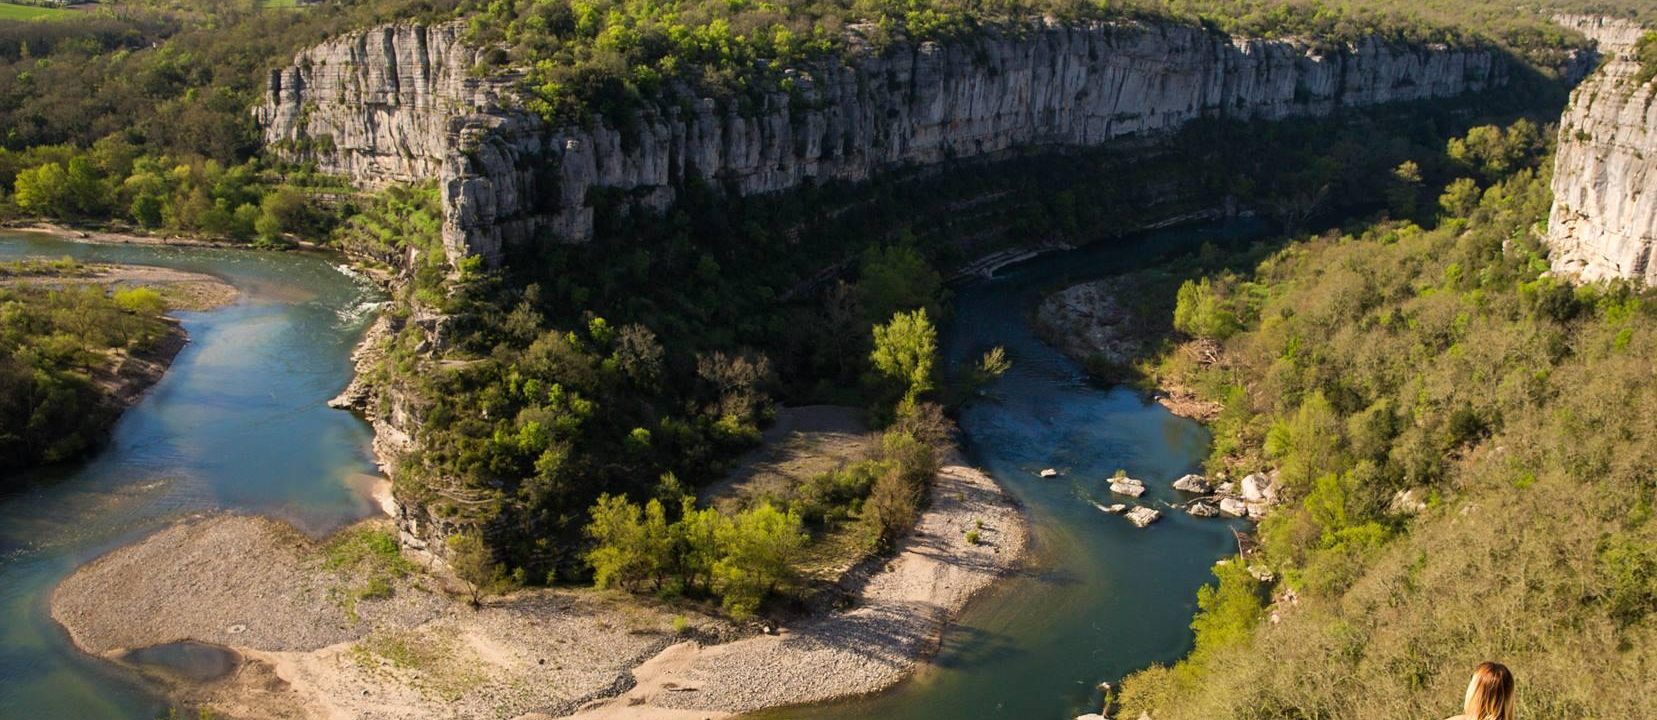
[1039,468,1059,478]
[1187,501,1219,518]
[1109,477,1146,497]
[1171,473,1212,494]
[1124,506,1162,528]
[1241,472,1269,502]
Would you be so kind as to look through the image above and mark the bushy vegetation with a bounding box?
[0,0,465,233]
[0,260,175,474]
[1120,121,1656,718]
[1634,31,1657,86]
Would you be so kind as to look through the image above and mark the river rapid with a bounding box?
[0,219,1261,719]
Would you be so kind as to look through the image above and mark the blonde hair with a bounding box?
[1462,661,1515,720]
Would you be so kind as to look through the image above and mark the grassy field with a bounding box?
[0,2,73,20]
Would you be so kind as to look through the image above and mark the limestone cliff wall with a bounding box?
[1546,17,1656,284]
[259,19,1507,267]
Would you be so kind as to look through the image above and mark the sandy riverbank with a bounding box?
[51,455,1026,719]
[6,221,327,251]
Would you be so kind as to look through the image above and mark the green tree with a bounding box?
[585,493,652,591]
[871,308,938,404]
[1438,177,1481,218]
[113,287,166,316]
[446,532,505,607]
[14,162,71,216]
[712,503,806,618]
[1263,390,1344,493]
[1173,278,1241,340]
[857,243,942,322]
[255,186,309,243]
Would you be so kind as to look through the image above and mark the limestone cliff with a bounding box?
[1546,17,1655,284]
[260,19,1507,267]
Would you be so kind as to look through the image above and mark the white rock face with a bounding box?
[1547,17,1656,284]
[1110,477,1147,498]
[1219,497,1248,517]
[1125,506,1162,528]
[259,19,1506,267]
[1172,473,1212,494]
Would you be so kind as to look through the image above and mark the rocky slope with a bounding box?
[259,19,1509,268]
[1546,17,1655,284]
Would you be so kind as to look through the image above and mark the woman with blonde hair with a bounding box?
[1447,661,1515,720]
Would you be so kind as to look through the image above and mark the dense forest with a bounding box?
[1117,121,1656,719]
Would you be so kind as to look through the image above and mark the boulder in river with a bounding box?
[1125,506,1162,528]
[1219,497,1248,517]
[1241,473,1269,502]
[1187,501,1219,518]
[1109,477,1146,497]
[1172,474,1212,494]
[1104,503,1128,514]
[1040,468,1059,478]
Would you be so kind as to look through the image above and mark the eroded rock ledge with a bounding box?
[258,19,1508,267]
[1547,16,1656,284]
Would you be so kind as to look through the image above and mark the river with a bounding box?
[0,219,1260,719]
[0,231,386,718]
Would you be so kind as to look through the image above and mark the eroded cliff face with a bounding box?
[1547,17,1656,284]
[260,19,1507,268]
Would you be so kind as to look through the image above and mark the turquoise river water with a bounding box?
[0,219,1260,719]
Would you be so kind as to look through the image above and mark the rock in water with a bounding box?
[1187,501,1219,518]
[1172,473,1211,494]
[1219,497,1248,517]
[1125,506,1162,528]
[1104,503,1128,514]
[1109,477,1146,498]
[1040,468,1059,478]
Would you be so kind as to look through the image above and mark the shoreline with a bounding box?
[0,261,240,473]
[1035,275,1222,422]
[4,221,329,252]
[49,455,1028,719]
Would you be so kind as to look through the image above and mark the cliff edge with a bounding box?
[1547,16,1655,284]
[258,19,1508,268]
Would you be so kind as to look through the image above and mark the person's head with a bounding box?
[1462,661,1515,720]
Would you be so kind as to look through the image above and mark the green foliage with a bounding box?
[0,278,172,474]
[1173,277,1242,340]
[323,525,416,619]
[583,493,806,619]
[1126,119,1657,720]
[112,286,166,316]
[1635,31,1657,86]
[870,308,937,405]
[712,502,807,618]
[862,420,940,551]
[457,0,1626,126]
[446,531,507,606]
[857,244,943,323]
